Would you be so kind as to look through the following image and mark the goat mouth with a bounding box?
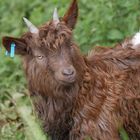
[59,77,76,85]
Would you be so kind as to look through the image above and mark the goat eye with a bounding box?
[36,55,44,60]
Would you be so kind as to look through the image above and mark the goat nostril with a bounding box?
[62,68,75,76]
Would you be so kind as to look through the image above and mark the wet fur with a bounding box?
[23,31,140,139]
[2,0,140,139]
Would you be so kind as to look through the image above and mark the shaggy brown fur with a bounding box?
[2,0,140,140]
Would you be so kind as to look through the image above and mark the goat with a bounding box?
[2,0,140,139]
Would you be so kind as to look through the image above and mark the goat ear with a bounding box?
[2,36,27,55]
[63,0,78,29]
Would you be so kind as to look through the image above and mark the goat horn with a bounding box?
[23,17,39,34]
[53,8,60,26]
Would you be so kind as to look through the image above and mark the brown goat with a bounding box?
[2,0,140,140]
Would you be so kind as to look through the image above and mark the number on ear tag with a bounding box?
[5,51,9,56]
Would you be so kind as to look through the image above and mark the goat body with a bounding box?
[2,0,140,139]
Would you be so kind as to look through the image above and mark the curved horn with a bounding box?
[23,17,39,34]
[53,8,60,26]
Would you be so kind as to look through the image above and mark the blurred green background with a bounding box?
[0,0,140,139]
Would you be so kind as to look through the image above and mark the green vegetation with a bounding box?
[0,0,140,139]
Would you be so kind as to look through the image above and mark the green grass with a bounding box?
[0,0,140,139]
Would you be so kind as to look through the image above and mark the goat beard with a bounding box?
[28,71,80,99]
[30,77,79,137]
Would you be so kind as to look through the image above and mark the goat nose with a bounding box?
[62,67,75,76]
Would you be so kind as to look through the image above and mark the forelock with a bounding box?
[40,22,72,49]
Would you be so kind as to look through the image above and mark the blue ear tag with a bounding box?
[10,43,16,58]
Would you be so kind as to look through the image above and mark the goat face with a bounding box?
[30,22,77,85]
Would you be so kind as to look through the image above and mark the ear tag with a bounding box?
[10,43,16,58]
